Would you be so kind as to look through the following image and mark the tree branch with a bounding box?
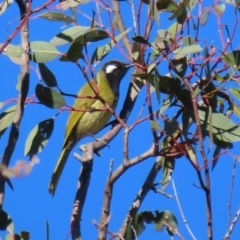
[0,0,30,210]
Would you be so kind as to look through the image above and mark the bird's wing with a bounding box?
[63,80,97,147]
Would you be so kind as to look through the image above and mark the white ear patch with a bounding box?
[106,64,118,74]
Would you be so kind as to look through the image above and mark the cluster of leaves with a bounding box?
[125,210,178,240]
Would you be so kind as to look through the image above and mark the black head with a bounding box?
[100,60,133,95]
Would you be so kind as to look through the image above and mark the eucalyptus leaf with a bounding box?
[50,26,90,46]
[30,41,60,63]
[0,105,16,138]
[39,11,75,23]
[198,107,240,142]
[38,63,57,87]
[24,118,54,157]
[35,84,66,109]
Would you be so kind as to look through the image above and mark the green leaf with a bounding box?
[24,118,54,157]
[50,26,90,46]
[0,210,13,232]
[181,36,197,46]
[200,8,210,26]
[91,28,131,64]
[35,84,66,109]
[38,63,57,87]
[185,144,197,166]
[212,146,221,171]
[75,29,109,42]
[0,44,21,58]
[164,118,179,136]
[182,109,193,139]
[198,107,240,142]
[125,212,154,240]
[173,45,203,57]
[0,0,13,15]
[159,95,174,115]
[39,11,75,23]
[160,156,175,188]
[213,3,225,17]
[169,57,188,77]
[156,0,178,12]
[132,35,149,44]
[222,50,240,70]
[154,210,178,235]
[150,120,161,130]
[60,42,84,62]
[0,105,16,138]
[30,41,60,63]
[229,88,240,100]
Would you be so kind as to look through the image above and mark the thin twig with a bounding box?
[227,158,237,237]
[223,207,240,240]
[172,179,197,240]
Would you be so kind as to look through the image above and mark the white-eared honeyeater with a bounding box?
[49,60,133,195]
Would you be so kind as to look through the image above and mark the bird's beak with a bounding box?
[125,63,134,68]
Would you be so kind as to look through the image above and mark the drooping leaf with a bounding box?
[222,50,240,70]
[125,211,155,240]
[169,57,188,77]
[91,28,131,64]
[24,118,54,157]
[198,107,240,142]
[185,144,197,166]
[0,105,16,138]
[39,11,75,23]
[182,109,193,139]
[200,8,210,26]
[229,88,240,100]
[154,210,178,236]
[50,26,90,46]
[159,95,174,115]
[30,41,60,63]
[212,146,221,171]
[160,156,175,188]
[35,84,65,109]
[59,41,84,62]
[38,63,57,87]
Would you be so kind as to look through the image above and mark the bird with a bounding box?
[49,60,133,196]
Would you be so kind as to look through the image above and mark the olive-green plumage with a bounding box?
[49,60,132,196]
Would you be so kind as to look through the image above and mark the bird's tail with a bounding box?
[49,146,70,196]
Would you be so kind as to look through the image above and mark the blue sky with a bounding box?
[0,1,240,239]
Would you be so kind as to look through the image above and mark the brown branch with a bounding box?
[182,77,213,240]
[0,0,30,210]
[0,0,55,55]
[223,207,240,240]
[118,156,161,238]
[71,145,93,240]
[99,145,156,240]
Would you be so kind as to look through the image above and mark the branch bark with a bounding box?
[0,0,30,210]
